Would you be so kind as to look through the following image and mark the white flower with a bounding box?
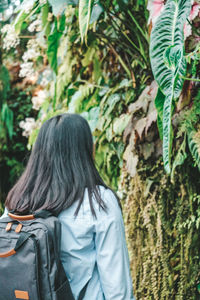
[28,19,42,32]
[19,62,35,78]
[19,118,37,137]
[22,48,40,61]
[19,40,41,79]
[31,89,48,110]
[1,24,20,50]
[22,40,41,62]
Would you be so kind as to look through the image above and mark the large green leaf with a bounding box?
[150,0,191,173]
[150,0,190,97]
[79,0,94,43]
[47,15,66,74]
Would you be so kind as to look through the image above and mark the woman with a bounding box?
[2,113,135,300]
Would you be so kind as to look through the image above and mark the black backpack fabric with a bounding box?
[0,210,88,300]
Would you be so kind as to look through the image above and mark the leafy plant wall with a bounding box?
[0,0,200,298]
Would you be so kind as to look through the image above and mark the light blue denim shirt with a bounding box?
[1,186,135,300]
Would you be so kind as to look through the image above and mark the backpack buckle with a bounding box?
[15,223,23,233]
[6,222,13,232]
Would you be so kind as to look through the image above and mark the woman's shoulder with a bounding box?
[94,185,122,219]
[98,185,118,204]
[58,186,121,220]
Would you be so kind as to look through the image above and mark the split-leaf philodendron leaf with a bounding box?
[150,0,191,173]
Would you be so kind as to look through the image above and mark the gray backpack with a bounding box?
[0,210,88,300]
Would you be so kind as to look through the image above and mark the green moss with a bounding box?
[122,159,200,299]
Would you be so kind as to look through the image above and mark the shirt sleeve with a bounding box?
[95,189,135,300]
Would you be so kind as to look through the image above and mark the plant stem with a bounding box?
[181,76,200,82]
[19,35,36,39]
[127,10,149,43]
[122,31,147,64]
[109,44,132,78]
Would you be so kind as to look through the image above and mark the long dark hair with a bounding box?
[6,113,114,216]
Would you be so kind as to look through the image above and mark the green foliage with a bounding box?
[0,201,3,216]
[150,0,191,173]
[79,0,94,43]
[0,88,33,206]
[1,103,13,139]
[47,15,66,74]
[0,65,13,139]
[171,134,187,182]
[0,65,10,104]
[187,128,200,171]
[123,160,200,299]
[2,0,200,298]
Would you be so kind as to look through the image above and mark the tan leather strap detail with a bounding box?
[15,223,23,233]
[15,290,29,299]
[6,222,13,232]
[8,213,35,221]
[0,248,16,258]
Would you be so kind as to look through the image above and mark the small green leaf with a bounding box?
[1,103,13,139]
[0,65,10,105]
[113,114,131,135]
